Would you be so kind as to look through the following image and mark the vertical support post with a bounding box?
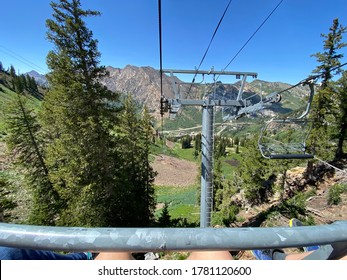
[200,105,214,228]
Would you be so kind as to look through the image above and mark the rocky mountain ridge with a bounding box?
[27,65,310,120]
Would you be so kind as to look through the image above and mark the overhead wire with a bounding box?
[314,156,347,175]
[219,0,284,76]
[186,0,234,96]
[158,0,163,100]
[276,62,347,95]
[214,0,284,134]
[158,0,166,144]
[0,45,47,74]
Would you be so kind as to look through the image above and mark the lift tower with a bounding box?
[161,69,258,227]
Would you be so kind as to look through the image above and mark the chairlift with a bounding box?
[258,81,315,160]
[258,119,314,159]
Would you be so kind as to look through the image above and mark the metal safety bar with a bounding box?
[1,221,347,252]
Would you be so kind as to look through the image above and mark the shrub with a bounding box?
[327,184,347,205]
[181,135,192,149]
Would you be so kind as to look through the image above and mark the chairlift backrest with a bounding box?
[258,82,315,160]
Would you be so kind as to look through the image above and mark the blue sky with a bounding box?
[0,0,346,84]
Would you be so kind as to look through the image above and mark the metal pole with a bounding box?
[1,222,347,252]
[200,105,214,227]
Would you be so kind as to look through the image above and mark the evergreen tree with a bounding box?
[181,135,192,149]
[215,137,227,159]
[26,74,38,93]
[213,161,240,226]
[113,96,156,226]
[213,159,226,209]
[19,74,27,91]
[140,106,157,224]
[194,133,201,158]
[334,71,347,159]
[309,19,346,159]
[5,95,60,225]
[9,65,16,78]
[238,136,273,205]
[157,202,171,227]
[0,177,17,222]
[40,0,121,226]
[312,18,346,88]
[31,76,39,92]
[233,136,239,146]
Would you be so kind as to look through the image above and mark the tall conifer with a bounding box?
[309,19,346,160]
[112,96,156,226]
[40,0,121,226]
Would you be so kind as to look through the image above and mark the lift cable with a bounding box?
[158,0,163,99]
[0,45,47,74]
[276,62,347,96]
[186,0,234,96]
[314,156,347,175]
[158,0,166,144]
[223,62,347,125]
[219,0,284,76]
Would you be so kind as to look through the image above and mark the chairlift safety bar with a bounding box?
[0,221,346,252]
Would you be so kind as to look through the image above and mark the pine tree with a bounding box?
[26,74,36,93]
[113,96,156,226]
[40,0,121,226]
[181,135,192,149]
[194,133,201,158]
[213,159,226,209]
[157,202,172,227]
[238,137,273,205]
[309,19,346,159]
[9,65,16,78]
[334,71,347,159]
[9,65,16,90]
[0,177,17,222]
[140,106,157,224]
[312,19,346,88]
[215,137,227,159]
[5,95,60,225]
[19,74,27,91]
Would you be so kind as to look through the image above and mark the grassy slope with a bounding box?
[153,139,245,224]
[155,184,199,224]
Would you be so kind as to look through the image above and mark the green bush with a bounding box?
[212,204,240,226]
[181,135,192,149]
[327,184,347,205]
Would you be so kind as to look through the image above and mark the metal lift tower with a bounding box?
[161,69,258,227]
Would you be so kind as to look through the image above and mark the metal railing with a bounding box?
[1,221,347,252]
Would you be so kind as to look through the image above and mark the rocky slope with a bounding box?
[27,65,309,120]
[101,65,179,118]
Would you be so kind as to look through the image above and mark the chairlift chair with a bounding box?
[258,81,315,160]
[258,119,314,159]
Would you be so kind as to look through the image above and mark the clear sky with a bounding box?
[0,0,346,84]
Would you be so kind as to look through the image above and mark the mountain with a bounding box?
[102,65,181,118]
[25,65,310,122]
[26,70,48,87]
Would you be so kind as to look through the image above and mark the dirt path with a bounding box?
[151,154,198,187]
